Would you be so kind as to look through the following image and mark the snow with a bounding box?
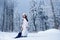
[0,29,60,40]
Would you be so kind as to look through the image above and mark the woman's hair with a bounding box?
[25,15,28,22]
[22,13,28,22]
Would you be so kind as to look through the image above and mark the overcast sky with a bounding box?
[0,0,40,13]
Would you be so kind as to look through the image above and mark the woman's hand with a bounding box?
[21,27,23,31]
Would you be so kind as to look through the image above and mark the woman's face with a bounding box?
[23,15,25,18]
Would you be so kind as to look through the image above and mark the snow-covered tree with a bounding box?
[36,0,49,31]
[50,0,60,29]
[2,0,14,32]
[29,0,37,32]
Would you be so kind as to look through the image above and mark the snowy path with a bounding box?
[0,29,60,40]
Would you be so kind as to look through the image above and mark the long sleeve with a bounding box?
[22,18,29,36]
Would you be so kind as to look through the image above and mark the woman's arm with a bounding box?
[21,27,23,31]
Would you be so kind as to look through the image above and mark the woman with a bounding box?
[15,13,29,38]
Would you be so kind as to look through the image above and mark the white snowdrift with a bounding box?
[0,29,60,40]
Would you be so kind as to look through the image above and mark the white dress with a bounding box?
[22,18,29,36]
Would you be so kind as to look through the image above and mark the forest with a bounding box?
[0,0,60,32]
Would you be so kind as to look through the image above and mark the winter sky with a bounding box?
[0,0,40,14]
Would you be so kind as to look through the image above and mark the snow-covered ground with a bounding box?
[0,29,60,40]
